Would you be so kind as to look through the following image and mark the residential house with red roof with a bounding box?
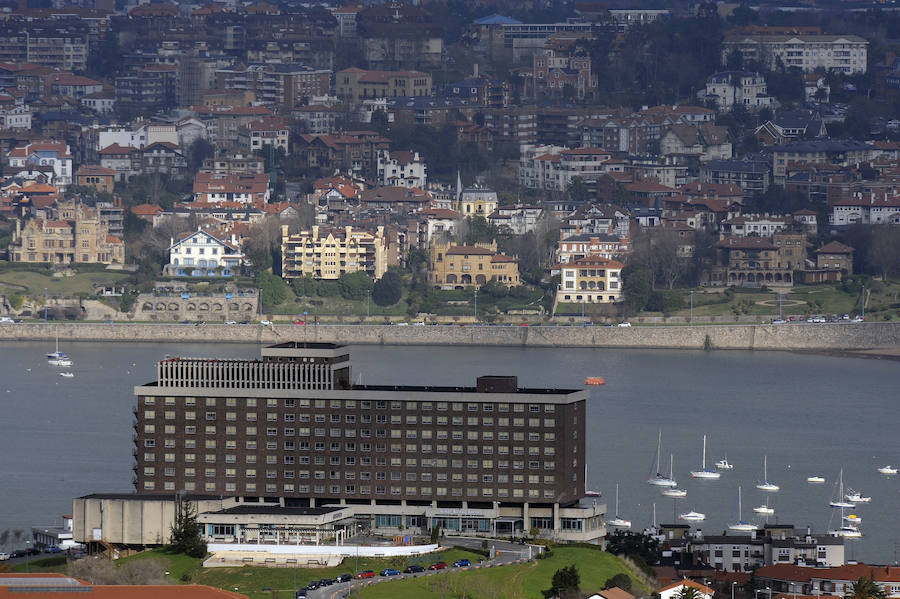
[830,193,900,226]
[557,255,623,305]
[659,123,732,162]
[429,241,519,289]
[50,74,103,99]
[74,165,116,193]
[756,563,900,598]
[709,232,805,287]
[193,172,270,205]
[359,186,431,213]
[519,144,614,191]
[6,140,73,188]
[0,572,247,598]
[295,132,390,174]
[141,141,186,177]
[99,143,142,181]
[237,118,290,156]
[658,580,715,599]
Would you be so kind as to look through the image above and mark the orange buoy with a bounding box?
[584,377,605,385]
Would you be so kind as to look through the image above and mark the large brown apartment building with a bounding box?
[131,343,603,542]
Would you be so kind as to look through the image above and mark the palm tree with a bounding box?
[845,577,886,599]
[676,585,704,599]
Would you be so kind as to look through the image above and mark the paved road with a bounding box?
[304,538,537,599]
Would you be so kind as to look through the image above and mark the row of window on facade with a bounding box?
[141,396,559,413]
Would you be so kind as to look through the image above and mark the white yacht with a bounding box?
[679,510,706,522]
[753,503,774,515]
[715,458,734,470]
[690,434,721,479]
[845,490,871,503]
[756,456,780,492]
[729,487,757,531]
[807,476,826,484]
[877,466,898,475]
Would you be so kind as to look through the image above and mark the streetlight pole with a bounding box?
[473,289,477,322]
[25,540,31,573]
[581,297,585,327]
[779,292,783,321]
[366,290,370,320]
[732,581,737,599]
[690,290,694,325]
[44,288,48,321]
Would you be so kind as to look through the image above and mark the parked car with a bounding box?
[356,570,375,579]
[0,552,10,561]
[318,578,334,586]
[771,319,787,325]
[293,320,306,325]
[850,316,865,323]
[404,565,425,573]
[809,316,827,323]
[380,568,400,576]
[10,549,27,558]
[294,590,307,599]
[428,562,447,570]
[617,321,632,327]
[453,559,471,567]
[260,320,272,326]
[305,581,319,590]
[44,546,62,553]
[335,573,353,583]
[0,316,15,324]
[224,320,237,325]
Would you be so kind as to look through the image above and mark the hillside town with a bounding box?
[2,2,900,598]
[1,0,899,323]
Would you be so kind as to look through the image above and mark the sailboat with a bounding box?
[47,332,72,367]
[647,430,678,488]
[829,481,862,538]
[755,456,780,492]
[607,484,632,529]
[829,469,856,509]
[690,434,721,479]
[728,487,757,531]
[662,455,688,497]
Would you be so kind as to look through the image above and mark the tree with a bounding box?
[845,577,886,599]
[567,177,591,204]
[337,271,375,301]
[256,271,290,308]
[373,271,403,306]
[542,564,581,599]
[622,266,652,312]
[605,573,633,591]
[185,139,215,175]
[168,500,207,559]
[676,586,703,599]
[868,225,900,280]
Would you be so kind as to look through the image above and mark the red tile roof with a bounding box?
[130,203,163,216]
[816,241,854,254]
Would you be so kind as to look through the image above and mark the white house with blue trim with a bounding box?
[166,227,243,277]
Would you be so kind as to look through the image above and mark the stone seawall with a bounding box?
[2,322,900,351]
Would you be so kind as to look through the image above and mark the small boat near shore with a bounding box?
[807,476,826,484]
[59,372,74,378]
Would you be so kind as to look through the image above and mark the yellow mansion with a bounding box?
[429,241,519,289]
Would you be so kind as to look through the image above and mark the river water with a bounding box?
[0,341,897,563]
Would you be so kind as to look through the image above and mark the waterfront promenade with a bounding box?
[2,321,900,352]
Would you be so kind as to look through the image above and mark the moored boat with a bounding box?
[584,377,605,385]
[807,476,825,484]
[679,510,705,522]
[877,466,897,475]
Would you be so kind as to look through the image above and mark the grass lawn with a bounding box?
[119,548,204,581]
[356,546,646,599]
[0,268,131,297]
